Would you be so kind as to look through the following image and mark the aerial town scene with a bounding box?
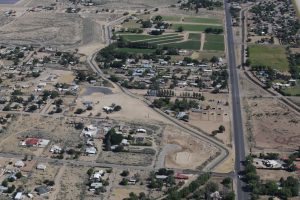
[0,0,299,199]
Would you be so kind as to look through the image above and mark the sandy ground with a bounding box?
[56,165,88,200]
[75,86,169,124]
[295,0,300,13]
[163,125,219,170]
[0,12,82,46]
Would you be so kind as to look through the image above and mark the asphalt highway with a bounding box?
[223,1,249,199]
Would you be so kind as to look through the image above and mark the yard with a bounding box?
[171,23,222,32]
[183,17,222,25]
[248,44,289,72]
[203,34,224,51]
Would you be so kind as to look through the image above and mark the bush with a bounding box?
[121,170,129,177]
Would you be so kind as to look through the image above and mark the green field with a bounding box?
[171,23,222,32]
[162,40,200,50]
[119,34,178,42]
[143,35,183,43]
[203,34,224,51]
[149,38,184,45]
[184,17,222,24]
[188,33,201,40]
[281,87,300,96]
[248,45,289,72]
[161,15,182,22]
[115,48,156,54]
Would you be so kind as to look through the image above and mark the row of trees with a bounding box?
[152,97,199,112]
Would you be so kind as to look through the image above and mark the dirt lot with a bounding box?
[163,125,219,170]
[0,12,82,46]
[0,114,82,156]
[240,72,300,152]
[97,151,154,166]
[56,165,88,200]
[248,97,300,150]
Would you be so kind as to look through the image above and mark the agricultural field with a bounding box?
[160,15,182,22]
[119,33,180,42]
[163,40,201,50]
[203,34,224,51]
[183,17,222,25]
[171,23,223,32]
[248,45,289,72]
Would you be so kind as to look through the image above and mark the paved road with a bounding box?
[223,1,249,200]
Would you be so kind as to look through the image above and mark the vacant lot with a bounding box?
[0,13,82,46]
[171,23,222,32]
[248,45,289,72]
[184,17,222,25]
[203,34,224,51]
[163,125,219,169]
[246,98,300,150]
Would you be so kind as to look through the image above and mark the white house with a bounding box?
[85,147,97,155]
[14,160,25,168]
[82,125,98,137]
[36,163,47,171]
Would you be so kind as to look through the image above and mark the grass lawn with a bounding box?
[281,87,300,96]
[171,23,222,32]
[184,17,222,24]
[188,33,201,40]
[203,34,224,51]
[119,34,177,42]
[162,40,200,50]
[115,48,156,54]
[249,44,289,72]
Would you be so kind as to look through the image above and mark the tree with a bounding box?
[222,177,232,187]
[121,170,129,177]
[113,105,122,112]
[2,179,8,187]
[15,172,22,179]
[177,26,184,32]
[87,168,94,176]
[218,125,225,133]
[120,178,128,185]
[6,185,15,193]
[224,191,235,200]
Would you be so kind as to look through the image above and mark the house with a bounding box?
[103,106,114,113]
[210,191,221,199]
[136,128,146,133]
[14,160,25,168]
[82,125,98,137]
[155,175,168,180]
[35,186,50,195]
[36,163,47,171]
[0,186,8,193]
[121,139,129,146]
[85,147,97,155]
[128,177,137,185]
[90,182,103,190]
[90,170,104,180]
[174,173,189,180]
[14,192,23,200]
[50,145,62,154]
[177,112,187,119]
